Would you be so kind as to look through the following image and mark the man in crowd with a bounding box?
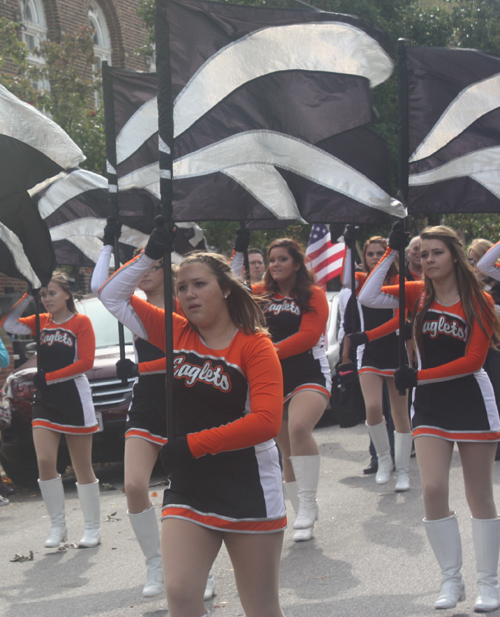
[405,236,422,281]
[247,248,266,283]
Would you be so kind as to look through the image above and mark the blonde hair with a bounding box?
[178,252,268,335]
[469,238,493,261]
[414,226,500,351]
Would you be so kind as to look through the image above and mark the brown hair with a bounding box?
[414,226,500,351]
[362,236,398,284]
[263,238,315,312]
[45,271,77,313]
[177,252,268,335]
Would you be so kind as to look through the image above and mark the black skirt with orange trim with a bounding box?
[411,370,500,442]
[33,375,98,435]
[161,441,287,533]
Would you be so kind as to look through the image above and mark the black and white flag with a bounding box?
[102,65,160,229]
[406,46,500,214]
[156,0,405,224]
[30,168,207,267]
[0,84,84,286]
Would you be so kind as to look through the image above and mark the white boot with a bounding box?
[290,455,320,542]
[38,476,68,548]
[128,506,164,597]
[472,517,500,612]
[394,432,413,492]
[204,568,216,601]
[76,480,101,548]
[424,514,466,609]
[283,481,299,514]
[366,421,392,485]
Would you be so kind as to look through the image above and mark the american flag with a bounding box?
[306,224,345,288]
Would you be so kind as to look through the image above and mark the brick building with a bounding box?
[0,0,150,382]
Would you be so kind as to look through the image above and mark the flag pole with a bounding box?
[397,38,410,395]
[155,0,176,441]
[102,61,127,385]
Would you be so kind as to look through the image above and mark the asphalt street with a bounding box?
[2,422,500,617]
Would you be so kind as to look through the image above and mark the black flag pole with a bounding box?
[102,61,127,385]
[397,38,410,395]
[155,1,176,441]
[350,232,358,339]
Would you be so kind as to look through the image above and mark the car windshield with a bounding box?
[75,297,134,349]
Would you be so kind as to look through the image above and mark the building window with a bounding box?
[88,0,112,71]
[18,0,47,59]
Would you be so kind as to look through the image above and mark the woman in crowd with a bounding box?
[254,238,331,542]
[341,230,412,492]
[359,224,500,612]
[97,227,287,617]
[1,272,100,548]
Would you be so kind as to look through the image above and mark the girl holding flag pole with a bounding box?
[359,222,500,612]
[97,226,287,617]
[91,219,216,601]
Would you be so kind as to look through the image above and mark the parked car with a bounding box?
[0,296,137,487]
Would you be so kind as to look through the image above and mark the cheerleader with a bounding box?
[341,230,412,491]
[98,228,287,617]
[91,220,216,600]
[254,238,331,542]
[2,272,100,548]
[359,224,500,612]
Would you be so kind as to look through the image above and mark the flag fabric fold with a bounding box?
[30,168,207,267]
[156,0,404,224]
[0,84,85,199]
[406,46,500,214]
[0,84,86,285]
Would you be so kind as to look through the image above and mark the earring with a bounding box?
[224,294,228,299]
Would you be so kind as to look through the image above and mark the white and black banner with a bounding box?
[407,46,500,214]
[156,0,405,225]
[0,84,84,286]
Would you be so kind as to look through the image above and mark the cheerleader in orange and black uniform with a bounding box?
[253,238,331,543]
[2,272,100,550]
[341,230,412,492]
[98,229,287,617]
[359,224,500,612]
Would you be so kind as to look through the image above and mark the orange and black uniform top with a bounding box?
[253,284,331,402]
[2,294,97,434]
[97,252,287,533]
[359,247,500,442]
[341,247,405,375]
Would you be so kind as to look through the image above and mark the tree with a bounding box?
[0,20,105,175]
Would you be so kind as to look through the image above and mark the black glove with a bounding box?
[234,227,251,253]
[33,369,47,390]
[103,216,122,246]
[159,437,195,475]
[337,362,358,387]
[115,358,139,380]
[389,220,410,251]
[394,366,418,390]
[145,216,176,260]
[348,332,369,347]
[343,225,358,250]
